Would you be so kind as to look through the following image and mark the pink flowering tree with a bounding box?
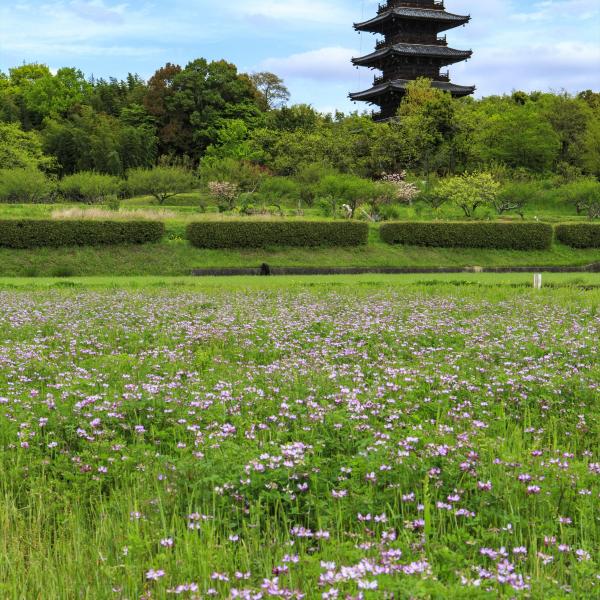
[208,180,240,212]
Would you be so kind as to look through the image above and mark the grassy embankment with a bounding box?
[0,199,598,277]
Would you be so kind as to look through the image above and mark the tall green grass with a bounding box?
[0,283,598,598]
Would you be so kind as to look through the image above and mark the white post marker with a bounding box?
[533,273,543,289]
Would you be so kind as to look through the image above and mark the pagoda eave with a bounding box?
[350,79,476,103]
[352,44,472,67]
[354,8,470,34]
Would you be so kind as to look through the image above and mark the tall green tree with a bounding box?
[144,59,262,159]
[143,62,183,156]
[268,104,322,132]
[6,65,91,127]
[0,122,54,170]
[22,67,91,122]
[202,119,264,164]
[88,74,147,116]
[42,107,156,175]
[581,117,600,177]
[475,99,561,172]
[5,63,53,128]
[0,71,20,123]
[539,93,592,166]
[249,72,290,110]
[394,78,458,174]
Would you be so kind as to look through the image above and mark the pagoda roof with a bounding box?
[350,79,475,102]
[355,8,470,33]
[353,43,472,67]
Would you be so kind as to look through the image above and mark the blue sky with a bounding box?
[1,0,599,114]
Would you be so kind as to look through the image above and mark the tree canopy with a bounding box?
[0,61,598,182]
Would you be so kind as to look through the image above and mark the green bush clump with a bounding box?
[258,177,301,205]
[432,172,501,217]
[0,168,55,203]
[380,222,553,250]
[560,178,600,219]
[59,172,122,203]
[0,220,164,249]
[316,174,383,218]
[555,223,600,248]
[126,167,198,205]
[186,220,369,248]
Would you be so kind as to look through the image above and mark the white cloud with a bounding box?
[233,0,346,24]
[1,0,598,111]
[512,0,600,22]
[261,47,356,82]
[452,41,600,96]
[69,0,128,24]
[0,0,222,60]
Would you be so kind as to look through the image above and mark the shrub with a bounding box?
[208,181,239,212]
[0,168,54,203]
[371,181,404,219]
[496,180,546,212]
[199,158,267,193]
[126,167,198,205]
[317,174,379,218]
[316,196,338,218]
[378,204,405,221]
[555,223,600,248]
[560,179,600,219]
[493,183,529,216]
[0,220,164,248]
[258,177,301,205]
[380,222,553,250]
[186,221,369,248]
[434,172,501,217]
[293,163,337,206]
[59,172,121,203]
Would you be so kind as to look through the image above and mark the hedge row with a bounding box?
[1,219,596,251]
[186,221,369,249]
[0,220,165,249]
[380,222,554,250]
[555,223,600,248]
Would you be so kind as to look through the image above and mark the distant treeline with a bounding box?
[1,59,599,180]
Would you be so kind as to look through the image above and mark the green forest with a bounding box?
[1,58,600,221]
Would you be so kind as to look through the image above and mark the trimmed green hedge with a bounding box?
[380,222,553,250]
[186,221,369,248]
[555,223,600,248]
[0,220,165,249]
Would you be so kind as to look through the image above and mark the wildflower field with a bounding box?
[0,281,598,599]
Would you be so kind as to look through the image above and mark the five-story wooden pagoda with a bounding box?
[350,0,474,120]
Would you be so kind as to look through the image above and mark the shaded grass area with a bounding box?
[0,238,598,277]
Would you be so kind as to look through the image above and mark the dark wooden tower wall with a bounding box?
[350,0,475,120]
